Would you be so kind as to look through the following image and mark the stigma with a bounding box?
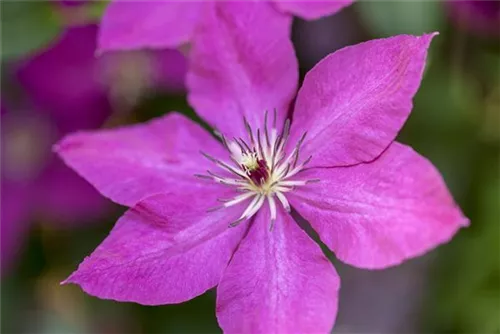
[197,110,318,230]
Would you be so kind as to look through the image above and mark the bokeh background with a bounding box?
[1,1,499,333]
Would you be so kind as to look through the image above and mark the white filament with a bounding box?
[200,112,316,229]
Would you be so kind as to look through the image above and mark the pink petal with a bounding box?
[33,158,110,225]
[98,1,207,52]
[288,142,469,269]
[216,207,340,333]
[274,0,354,20]
[187,2,298,139]
[16,25,111,130]
[289,33,436,168]
[153,49,187,93]
[64,188,247,305]
[55,113,226,207]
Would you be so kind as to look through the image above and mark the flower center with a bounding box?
[197,110,318,230]
[240,152,268,185]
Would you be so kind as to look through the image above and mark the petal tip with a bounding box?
[460,216,471,227]
[422,31,440,42]
[60,275,74,286]
[52,135,81,155]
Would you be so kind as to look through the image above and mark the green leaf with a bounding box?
[355,1,444,37]
[1,1,62,60]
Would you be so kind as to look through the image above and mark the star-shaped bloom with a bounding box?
[97,0,353,53]
[57,4,468,333]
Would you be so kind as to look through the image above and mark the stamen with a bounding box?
[275,185,295,193]
[238,137,252,152]
[207,205,224,213]
[245,195,265,219]
[217,198,232,203]
[291,149,300,168]
[194,174,212,180]
[199,112,320,231]
[292,132,308,168]
[223,192,255,207]
[268,195,277,221]
[256,129,265,161]
[206,170,245,185]
[302,155,312,167]
[280,163,291,179]
[229,217,245,228]
[237,195,264,222]
[279,180,308,187]
[200,151,247,179]
[281,119,291,147]
[264,110,270,148]
[275,192,291,212]
[243,117,255,147]
[233,138,246,154]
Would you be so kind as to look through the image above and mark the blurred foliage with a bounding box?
[86,1,109,22]
[423,153,500,333]
[0,2,62,60]
[356,1,444,36]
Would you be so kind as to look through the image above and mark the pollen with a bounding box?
[197,110,318,230]
[240,152,259,171]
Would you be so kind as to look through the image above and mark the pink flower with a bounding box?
[57,4,468,333]
[97,0,353,53]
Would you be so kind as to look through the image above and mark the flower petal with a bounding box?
[33,158,110,225]
[16,25,110,132]
[289,142,469,269]
[216,207,340,333]
[274,0,353,20]
[153,49,187,92]
[98,1,206,52]
[289,33,436,168]
[64,187,247,305]
[187,2,298,138]
[55,113,226,207]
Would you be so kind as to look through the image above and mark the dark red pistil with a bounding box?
[245,159,269,185]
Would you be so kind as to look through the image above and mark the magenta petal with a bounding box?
[33,158,109,225]
[289,142,469,269]
[64,188,247,305]
[153,49,187,92]
[274,0,353,20]
[187,2,298,138]
[55,113,225,207]
[16,25,110,132]
[98,1,206,52]
[289,33,436,168]
[216,207,340,333]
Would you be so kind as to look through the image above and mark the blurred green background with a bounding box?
[1,1,499,333]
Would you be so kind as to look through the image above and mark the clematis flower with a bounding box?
[97,0,353,53]
[447,0,500,37]
[57,5,468,333]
